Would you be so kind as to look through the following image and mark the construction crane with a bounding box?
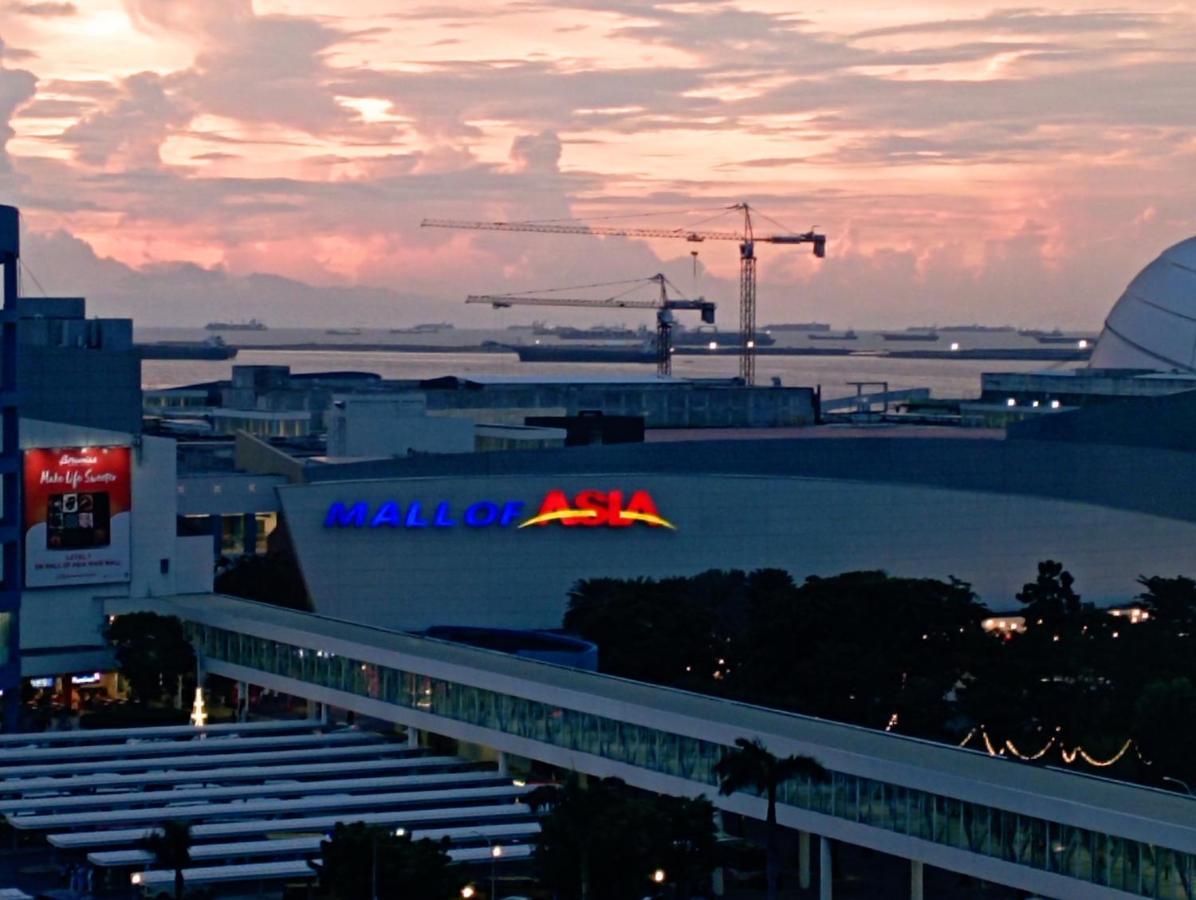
[467,273,715,377]
[423,203,825,385]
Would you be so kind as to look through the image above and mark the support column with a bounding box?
[910,860,923,900]
[237,681,248,722]
[819,836,833,900]
[495,751,508,776]
[406,726,420,749]
[798,831,811,890]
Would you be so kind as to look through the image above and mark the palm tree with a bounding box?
[143,820,192,900]
[715,737,827,900]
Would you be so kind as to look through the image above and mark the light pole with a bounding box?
[1163,777,1194,796]
[371,830,378,900]
[464,831,503,899]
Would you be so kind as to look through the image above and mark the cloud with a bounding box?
[0,38,37,173]
[10,2,77,15]
[62,71,191,168]
[1,0,1194,337]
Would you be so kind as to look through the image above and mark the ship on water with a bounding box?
[139,335,238,360]
[206,318,267,331]
[517,344,656,363]
[881,330,940,342]
[762,322,831,332]
[809,330,857,341]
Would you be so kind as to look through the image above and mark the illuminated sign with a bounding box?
[23,446,132,587]
[28,677,54,689]
[71,672,104,686]
[519,489,674,529]
[324,489,674,531]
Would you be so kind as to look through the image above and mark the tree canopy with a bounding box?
[317,821,460,900]
[562,564,1196,790]
[104,612,196,704]
[526,774,715,900]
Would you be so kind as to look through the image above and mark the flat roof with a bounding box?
[0,754,448,797]
[49,802,532,849]
[0,771,506,815]
[10,785,528,831]
[0,719,318,748]
[421,374,690,386]
[0,741,415,779]
[0,729,374,766]
[89,822,540,867]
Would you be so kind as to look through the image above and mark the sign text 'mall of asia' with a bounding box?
[324,489,675,531]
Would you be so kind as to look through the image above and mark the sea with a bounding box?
[138,327,1084,402]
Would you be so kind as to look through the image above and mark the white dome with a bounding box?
[1089,236,1196,371]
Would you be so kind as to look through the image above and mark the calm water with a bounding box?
[141,347,1060,401]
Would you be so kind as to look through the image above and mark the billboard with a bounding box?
[24,446,131,587]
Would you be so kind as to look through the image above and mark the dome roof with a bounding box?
[1089,237,1196,371]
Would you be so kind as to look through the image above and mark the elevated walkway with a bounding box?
[137,593,1196,900]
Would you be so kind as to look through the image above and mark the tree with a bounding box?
[1135,678,1196,787]
[715,738,827,900]
[142,820,192,900]
[1136,575,1196,630]
[526,775,716,900]
[317,821,459,900]
[215,552,312,611]
[1016,560,1085,625]
[104,612,196,704]
[736,571,988,735]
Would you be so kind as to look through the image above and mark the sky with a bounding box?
[0,0,1192,329]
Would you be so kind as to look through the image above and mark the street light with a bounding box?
[463,831,505,899]
[1163,776,1194,796]
[461,886,476,899]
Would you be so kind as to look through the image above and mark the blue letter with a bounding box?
[433,502,456,527]
[464,501,499,527]
[325,502,368,528]
[405,501,429,528]
[499,501,525,527]
[371,502,402,528]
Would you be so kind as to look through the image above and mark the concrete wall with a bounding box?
[327,395,475,458]
[280,469,1196,632]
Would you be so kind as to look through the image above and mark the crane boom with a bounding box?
[467,295,660,310]
[465,274,714,376]
[466,295,712,311]
[423,218,824,252]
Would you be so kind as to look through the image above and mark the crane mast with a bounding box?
[423,204,825,385]
[466,273,714,377]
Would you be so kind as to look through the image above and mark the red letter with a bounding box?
[573,490,608,526]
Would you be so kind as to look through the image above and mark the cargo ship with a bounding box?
[138,336,238,360]
[206,319,266,331]
[809,330,858,341]
[672,330,775,347]
[762,322,831,332]
[882,331,940,342]
[516,344,655,363]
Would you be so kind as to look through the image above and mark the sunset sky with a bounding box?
[0,0,1192,327]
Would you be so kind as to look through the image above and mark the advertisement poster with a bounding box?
[24,446,131,587]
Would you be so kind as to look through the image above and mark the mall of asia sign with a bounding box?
[324,489,676,531]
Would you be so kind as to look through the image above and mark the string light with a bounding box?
[968,726,1143,768]
[1005,737,1056,760]
[884,713,899,732]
